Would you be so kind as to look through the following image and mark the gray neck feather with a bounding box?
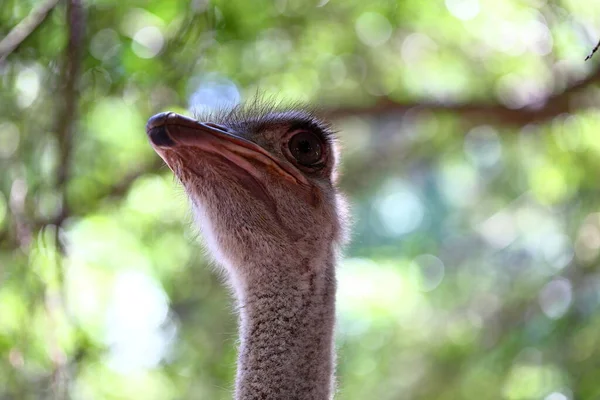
[233,251,337,400]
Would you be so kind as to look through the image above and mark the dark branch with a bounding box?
[48,1,85,398]
[0,0,60,63]
[53,0,84,234]
[586,38,600,61]
[326,66,600,126]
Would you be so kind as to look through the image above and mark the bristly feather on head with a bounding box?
[191,95,339,147]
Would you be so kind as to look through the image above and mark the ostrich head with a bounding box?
[146,102,348,292]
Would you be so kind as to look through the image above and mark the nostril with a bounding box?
[146,112,176,147]
[148,125,176,147]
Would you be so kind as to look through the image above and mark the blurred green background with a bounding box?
[1,0,600,399]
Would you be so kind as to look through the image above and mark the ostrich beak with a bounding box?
[146,112,308,186]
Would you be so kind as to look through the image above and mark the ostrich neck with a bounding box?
[234,250,337,400]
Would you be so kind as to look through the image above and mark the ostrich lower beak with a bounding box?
[146,112,308,186]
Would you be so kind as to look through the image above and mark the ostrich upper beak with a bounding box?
[146,112,308,186]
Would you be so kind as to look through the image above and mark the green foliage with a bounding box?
[1,0,600,399]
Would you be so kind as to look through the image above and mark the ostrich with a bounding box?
[145,102,349,400]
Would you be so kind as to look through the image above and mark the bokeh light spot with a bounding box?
[401,33,438,64]
[445,0,480,21]
[410,254,445,292]
[90,29,121,62]
[106,270,174,373]
[496,74,552,109]
[438,162,480,208]
[525,19,553,56]
[575,213,600,262]
[503,363,564,400]
[0,121,20,159]
[464,125,502,169]
[541,233,574,271]
[374,180,424,236]
[545,392,569,400]
[188,74,241,115]
[355,12,392,47]
[539,278,572,320]
[132,26,164,59]
[15,67,40,108]
[477,209,517,249]
[337,258,426,335]
[529,162,570,205]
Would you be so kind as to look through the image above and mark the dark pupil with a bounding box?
[289,132,322,166]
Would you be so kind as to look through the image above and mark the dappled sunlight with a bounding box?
[445,0,480,21]
[74,363,177,400]
[438,161,481,208]
[90,29,122,62]
[337,258,426,333]
[67,216,154,272]
[355,12,392,48]
[538,277,573,320]
[132,26,165,59]
[105,270,175,373]
[124,175,188,222]
[409,254,445,292]
[2,0,600,398]
[188,73,240,115]
[503,361,565,400]
[15,66,41,108]
[0,121,20,159]
[464,125,502,170]
[373,179,424,237]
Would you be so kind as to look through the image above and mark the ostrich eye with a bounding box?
[288,131,323,166]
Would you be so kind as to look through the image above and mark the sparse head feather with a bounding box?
[193,98,337,146]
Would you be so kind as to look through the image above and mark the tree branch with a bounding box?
[53,0,84,233]
[0,0,60,63]
[586,38,600,61]
[326,66,600,126]
[48,1,85,398]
